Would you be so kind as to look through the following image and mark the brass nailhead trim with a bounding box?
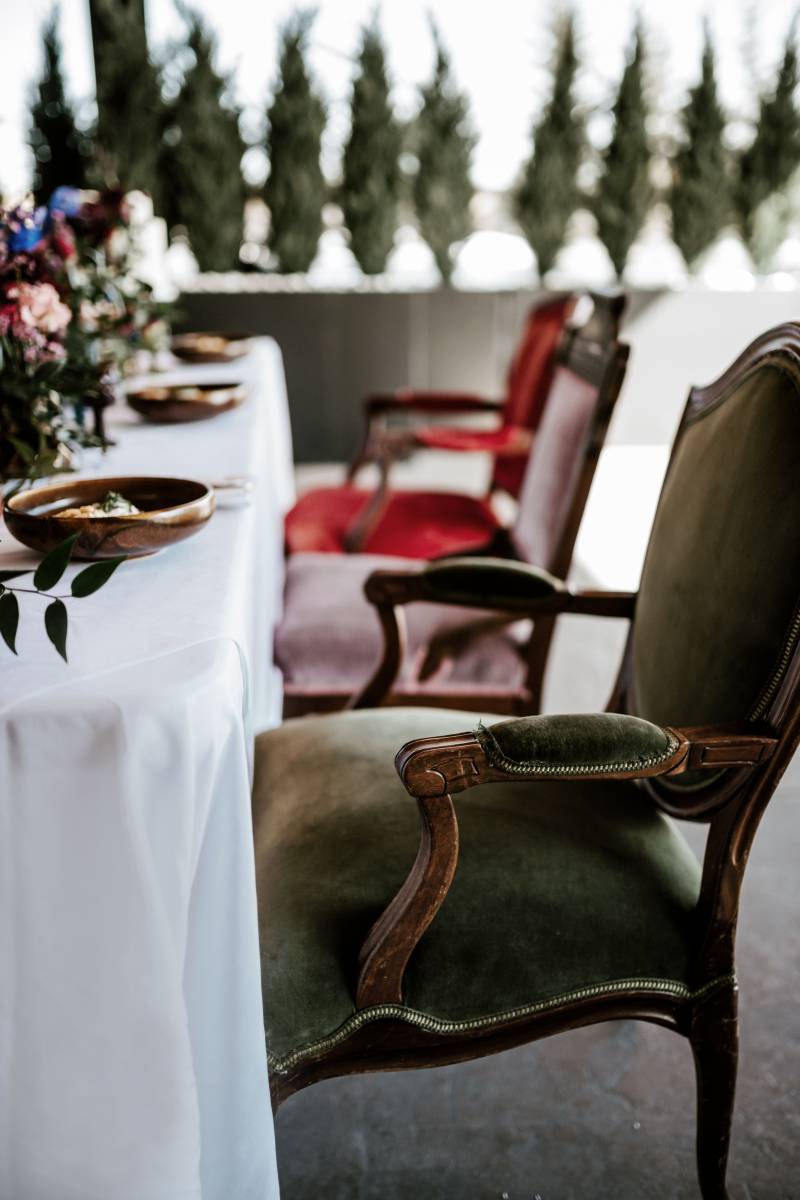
[268,973,735,1076]
[749,600,800,721]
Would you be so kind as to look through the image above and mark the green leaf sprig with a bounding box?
[0,535,125,661]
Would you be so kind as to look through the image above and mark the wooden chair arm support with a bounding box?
[355,718,777,1008]
[341,450,393,553]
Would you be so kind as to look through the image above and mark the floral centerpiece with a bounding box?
[50,187,171,377]
[0,203,103,488]
[0,189,172,491]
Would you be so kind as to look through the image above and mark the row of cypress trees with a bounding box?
[27,7,800,279]
[28,7,473,279]
[525,14,800,277]
[30,5,247,272]
[263,13,474,278]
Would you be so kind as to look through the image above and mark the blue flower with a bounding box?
[48,186,83,218]
[7,207,47,253]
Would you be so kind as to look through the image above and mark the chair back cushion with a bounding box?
[633,349,800,740]
[493,296,576,497]
[512,364,604,569]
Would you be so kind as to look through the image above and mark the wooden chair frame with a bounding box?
[338,292,625,559]
[344,291,575,489]
[345,313,629,714]
[286,295,628,718]
[269,325,800,1199]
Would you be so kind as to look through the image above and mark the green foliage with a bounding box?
[44,598,68,660]
[90,0,164,199]
[0,337,102,487]
[669,29,729,267]
[412,24,475,283]
[0,592,19,654]
[71,557,125,597]
[29,9,91,204]
[593,23,652,278]
[263,10,327,273]
[515,13,584,278]
[33,531,78,590]
[734,23,800,256]
[0,535,125,661]
[340,20,403,274]
[160,12,246,271]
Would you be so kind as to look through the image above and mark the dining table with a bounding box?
[0,338,292,1200]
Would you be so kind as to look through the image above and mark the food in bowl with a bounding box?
[56,490,142,519]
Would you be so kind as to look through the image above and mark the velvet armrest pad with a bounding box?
[420,557,567,608]
[476,712,679,778]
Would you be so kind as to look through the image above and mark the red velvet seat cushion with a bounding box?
[275,552,529,707]
[285,487,501,559]
[283,486,367,554]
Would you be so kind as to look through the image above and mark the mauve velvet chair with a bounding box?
[283,293,576,558]
[254,321,800,1198]
[276,292,629,716]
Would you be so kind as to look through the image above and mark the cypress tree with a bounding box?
[670,29,729,267]
[89,0,163,198]
[263,10,327,273]
[735,23,800,254]
[515,13,583,278]
[593,23,652,278]
[160,13,246,272]
[29,9,91,204]
[340,19,402,274]
[413,24,475,283]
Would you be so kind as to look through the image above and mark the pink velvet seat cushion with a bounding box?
[275,552,529,704]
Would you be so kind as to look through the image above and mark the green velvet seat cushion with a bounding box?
[254,708,702,1071]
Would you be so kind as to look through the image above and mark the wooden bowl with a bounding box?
[171,331,254,364]
[127,382,246,423]
[4,476,216,560]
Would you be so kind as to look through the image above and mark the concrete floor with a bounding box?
[279,448,800,1198]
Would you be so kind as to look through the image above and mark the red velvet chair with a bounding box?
[284,294,578,559]
[276,294,629,717]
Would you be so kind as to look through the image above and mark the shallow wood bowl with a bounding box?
[4,476,215,560]
[127,382,246,423]
[170,331,254,363]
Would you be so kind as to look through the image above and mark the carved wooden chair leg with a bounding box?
[690,984,738,1200]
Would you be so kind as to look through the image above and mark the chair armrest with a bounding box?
[365,390,503,417]
[346,394,503,482]
[351,559,636,710]
[395,715,779,799]
[364,558,636,618]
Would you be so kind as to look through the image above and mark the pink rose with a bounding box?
[8,282,71,335]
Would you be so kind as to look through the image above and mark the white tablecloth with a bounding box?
[0,339,292,1200]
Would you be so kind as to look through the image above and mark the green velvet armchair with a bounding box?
[253,322,800,1198]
